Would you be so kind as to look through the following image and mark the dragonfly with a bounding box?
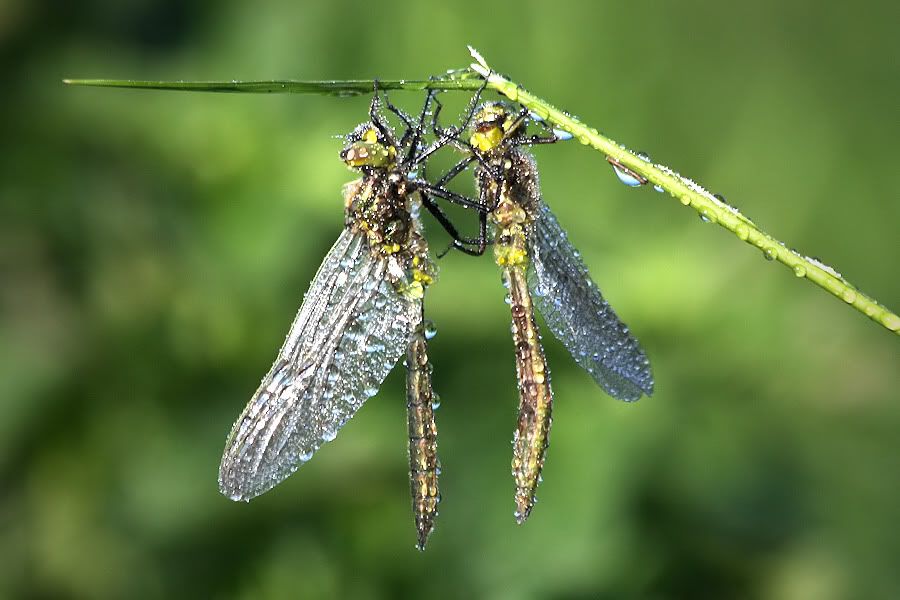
[218,87,477,550]
[432,99,655,522]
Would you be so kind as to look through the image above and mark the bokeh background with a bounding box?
[2,1,898,598]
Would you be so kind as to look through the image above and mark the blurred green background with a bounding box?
[2,0,898,598]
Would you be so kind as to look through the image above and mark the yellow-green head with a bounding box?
[340,124,397,169]
[469,102,523,153]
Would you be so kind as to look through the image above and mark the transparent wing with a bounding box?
[219,229,421,500]
[527,200,653,401]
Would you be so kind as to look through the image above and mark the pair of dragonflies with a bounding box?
[217,81,654,549]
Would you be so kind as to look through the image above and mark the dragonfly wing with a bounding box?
[527,200,653,401]
[219,229,421,500]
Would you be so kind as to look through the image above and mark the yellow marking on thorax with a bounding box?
[492,190,530,267]
[470,127,504,153]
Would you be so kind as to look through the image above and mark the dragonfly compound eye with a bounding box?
[341,140,396,169]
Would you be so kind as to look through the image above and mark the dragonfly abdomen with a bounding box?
[506,263,553,524]
[405,325,440,550]
[492,188,554,524]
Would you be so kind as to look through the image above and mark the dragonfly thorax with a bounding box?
[469,101,525,154]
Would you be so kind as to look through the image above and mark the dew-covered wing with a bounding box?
[219,229,421,501]
[527,201,653,401]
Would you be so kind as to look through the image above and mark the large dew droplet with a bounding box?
[698,209,716,224]
[611,164,643,187]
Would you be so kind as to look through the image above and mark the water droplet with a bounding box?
[322,429,337,442]
[842,290,857,304]
[611,164,643,187]
[423,321,437,339]
[653,184,664,193]
[364,385,379,397]
[763,247,778,261]
[679,195,691,206]
[713,193,727,204]
[793,265,807,277]
[636,151,651,161]
[431,395,441,410]
[882,313,900,331]
[552,129,573,141]
[735,224,750,240]
[805,256,842,279]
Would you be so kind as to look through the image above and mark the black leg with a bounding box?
[436,210,490,257]
[418,183,487,212]
[382,88,419,151]
[429,93,446,137]
[383,90,415,134]
[438,239,487,258]
[404,89,437,165]
[433,155,475,188]
[458,80,489,133]
[414,95,466,166]
[416,80,488,167]
[511,133,559,146]
[421,194,482,245]
[369,80,396,147]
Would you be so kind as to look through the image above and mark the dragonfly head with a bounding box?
[469,102,524,153]
[341,124,397,170]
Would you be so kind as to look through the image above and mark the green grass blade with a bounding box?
[63,48,899,335]
[467,47,899,335]
[62,76,483,96]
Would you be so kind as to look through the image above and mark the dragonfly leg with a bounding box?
[369,80,397,147]
[434,210,490,258]
[402,88,438,164]
[432,155,476,188]
[417,182,486,212]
